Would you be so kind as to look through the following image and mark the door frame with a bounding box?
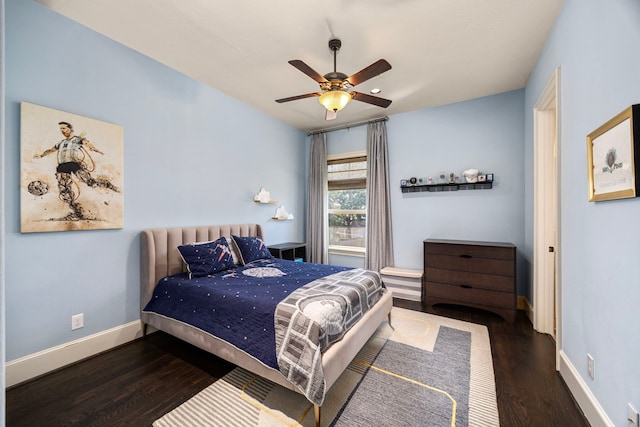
[533,67,561,364]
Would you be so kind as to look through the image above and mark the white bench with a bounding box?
[380,267,423,302]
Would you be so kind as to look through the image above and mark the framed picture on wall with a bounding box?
[20,102,124,232]
[586,104,640,202]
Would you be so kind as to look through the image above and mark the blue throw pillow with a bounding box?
[178,237,236,278]
[231,235,272,265]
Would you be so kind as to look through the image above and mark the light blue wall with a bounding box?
[524,0,640,424]
[326,125,368,156]
[388,91,525,275]
[324,91,526,288]
[3,0,306,361]
[1,0,6,423]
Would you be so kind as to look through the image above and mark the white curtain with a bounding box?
[306,133,328,264]
[365,121,394,271]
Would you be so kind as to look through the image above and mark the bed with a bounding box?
[140,224,393,425]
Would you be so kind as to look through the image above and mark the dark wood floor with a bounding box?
[6,301,589,427]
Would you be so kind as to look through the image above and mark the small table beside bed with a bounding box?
[140,224,393,426]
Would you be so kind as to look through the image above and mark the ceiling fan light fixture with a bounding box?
[319,90,352,112]
[276,39,392,114]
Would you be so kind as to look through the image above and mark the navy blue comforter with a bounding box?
[142,258,349,369]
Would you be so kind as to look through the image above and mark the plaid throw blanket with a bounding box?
[274,268,385,405]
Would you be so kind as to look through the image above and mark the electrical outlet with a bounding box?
[71,313,84,330]
[629,403,639,427]
[587,353,595,379]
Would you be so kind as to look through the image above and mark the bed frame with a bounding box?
[140,224,393,425]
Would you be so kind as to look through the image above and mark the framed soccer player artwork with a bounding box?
[20,102,124,232]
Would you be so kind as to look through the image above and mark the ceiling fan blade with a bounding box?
[347,59,392,86]
[275,92,322,103]
[325,109,337,121]
[351,91,393,108]
[288,60,328,83]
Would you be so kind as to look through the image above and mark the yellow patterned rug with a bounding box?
[153,307,499,427]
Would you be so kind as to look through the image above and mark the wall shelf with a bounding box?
[254,200,279,204]
[401,182,492,193]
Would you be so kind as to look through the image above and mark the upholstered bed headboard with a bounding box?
[140,224,264,310]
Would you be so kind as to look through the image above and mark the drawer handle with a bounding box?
[460,254,472,259]
[460,284,473,289]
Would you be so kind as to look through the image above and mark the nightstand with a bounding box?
[268,242,307,262]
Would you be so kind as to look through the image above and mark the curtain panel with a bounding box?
[306,133,328,264]
[365,121,394,271]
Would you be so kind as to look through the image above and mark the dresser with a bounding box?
[423,239,516,321]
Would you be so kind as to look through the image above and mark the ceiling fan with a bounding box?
[275,39,392,120]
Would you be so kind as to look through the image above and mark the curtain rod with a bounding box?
[306,116,388,136]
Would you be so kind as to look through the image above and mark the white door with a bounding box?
[533,68,560,358]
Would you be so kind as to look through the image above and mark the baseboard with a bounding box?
[518,297,612,426]
[517,295,534,322]
[558,350,614,427]
[5,320,143,388]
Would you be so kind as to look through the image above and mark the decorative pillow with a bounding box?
[178,237,236,278]
[224,236,242,266]
[184,237,241,267]
[231,235,272,265]
[182,237,242,273]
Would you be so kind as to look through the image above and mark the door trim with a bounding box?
[533,68,561,363]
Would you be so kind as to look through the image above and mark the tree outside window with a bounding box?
[327,155,366,251]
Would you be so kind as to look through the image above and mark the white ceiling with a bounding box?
[36,0,563,132]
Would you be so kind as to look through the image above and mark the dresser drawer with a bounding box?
[425,267,514,293]
[425,254,515,276]
[425,241,514,261]
[425,281,514,309]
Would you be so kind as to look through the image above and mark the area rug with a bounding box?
[153,307,499,427]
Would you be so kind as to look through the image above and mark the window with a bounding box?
[327,152,366,255]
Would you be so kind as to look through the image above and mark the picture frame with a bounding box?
[586,104,640,202]
[20,102,124,232]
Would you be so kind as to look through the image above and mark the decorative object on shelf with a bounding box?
[399,170,494,193]
[586,104,640,202]
[253,188,277,204]
[273,205,294,220]
[254,187,270,203]
[463,168,479,183]
[400,181,492,193]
